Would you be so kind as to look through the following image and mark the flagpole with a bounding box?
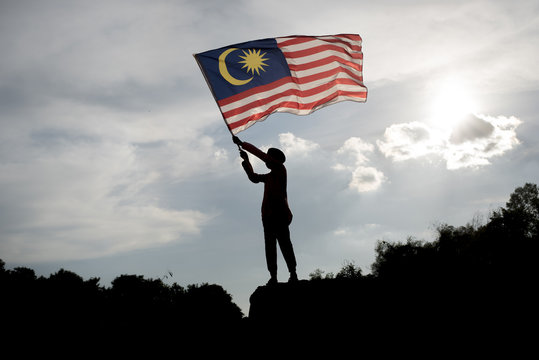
[194,53,242,151]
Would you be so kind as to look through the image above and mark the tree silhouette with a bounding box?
[505,182,539,237]
[370,183,538,283]
[371,237,438,280]
[489,182,539,244]
[308,260,362,280]
[335,260,362,280]
[1,264,244,354]
[2,183,537,354]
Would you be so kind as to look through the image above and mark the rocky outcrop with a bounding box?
[248,279,374,330]
[247,276,531,343]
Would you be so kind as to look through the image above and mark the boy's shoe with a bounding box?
[288,272,298,283]
[266,277,278,286]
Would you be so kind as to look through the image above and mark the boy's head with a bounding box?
[267,148,286,164]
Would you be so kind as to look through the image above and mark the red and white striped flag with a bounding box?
[195,34,367,134]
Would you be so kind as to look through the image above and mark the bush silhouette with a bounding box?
[1,265,244,352]
[2,183,537,353]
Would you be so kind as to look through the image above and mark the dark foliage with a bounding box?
[371,182,538,282]
[2,183,537,355]
[1,265,243,355]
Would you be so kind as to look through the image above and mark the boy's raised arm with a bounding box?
[233,136,270,163]
[241,142,270,162]
[239,150,262,183]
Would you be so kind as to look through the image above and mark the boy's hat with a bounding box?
[267,148,286,163]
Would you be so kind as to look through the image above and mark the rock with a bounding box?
[248,279,370,329]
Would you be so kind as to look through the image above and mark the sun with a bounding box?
[239,49,269,75]
[429,76,479,130]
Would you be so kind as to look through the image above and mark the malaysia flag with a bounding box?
[194,34,368,134]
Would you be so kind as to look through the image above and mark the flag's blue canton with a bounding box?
[196,38,291,101]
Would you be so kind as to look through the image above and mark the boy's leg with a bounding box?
[263,222,278,281]
[276,224,297,275]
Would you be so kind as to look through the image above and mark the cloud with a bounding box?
[0,120,227,263]
[377,114,522,170]
[334,137,386,193]
[337,137,375,164]
[0,94,229,262]
[444,114,522,170]
[1,204,210,264]
[376,122,440,162]
[449,114,495,144]
[360,1,539,92]
[349,166,387,193]
[253,133,385,194]
[0,1,202,86]
[0,1,250,264]
[278,132,320,157]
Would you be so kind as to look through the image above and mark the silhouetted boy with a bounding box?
[233,136,298,285]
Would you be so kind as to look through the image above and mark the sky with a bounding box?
[1,0,538,314]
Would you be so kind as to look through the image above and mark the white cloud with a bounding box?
[249,133,386,193]
[0,126,222,263]
[0,1,243,264]
[444,115,522,170]
[376,122,442,162]
[278,132,320,157]
[0,1,203,87]
[377,114,522,170]
[337,137,375,165]
[334,137,386,193]
[349,166,387,193]
[2,205,210,263]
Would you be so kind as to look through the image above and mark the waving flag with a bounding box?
[194,34,367,134]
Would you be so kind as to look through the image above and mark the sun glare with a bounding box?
[429,77,479,130]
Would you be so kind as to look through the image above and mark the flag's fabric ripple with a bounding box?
[195,34,367,134]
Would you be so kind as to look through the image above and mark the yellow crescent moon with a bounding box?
[219,48,253,86]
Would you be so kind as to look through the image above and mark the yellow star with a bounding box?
[238,49,269,76]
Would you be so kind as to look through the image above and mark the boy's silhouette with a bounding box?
[233,136,298,285]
